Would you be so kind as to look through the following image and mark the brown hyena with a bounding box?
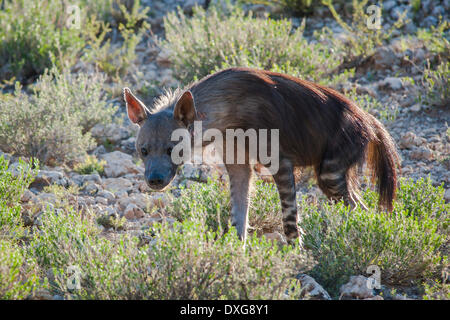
[123,67,400,246]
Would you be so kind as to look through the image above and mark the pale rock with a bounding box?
[21,189,35,202]
[82,181,100,195]
[410,146,433,161]
[151,192,169,208]
[117,193,151,211]
[103,177,133,193]
[339,275,374,300]
[383,0,396,12]
[410,104,422,112]
[364,296,384,300]
[71,173,102,186]
[444,189,450,202]
[156,49,172,67]
[91,123,130,144]
[32,170,68,187]
[120,137,136,154]
[399,132,425,149]
[297,274,331,300]
[95,196,109,205]
[263,232,286,244]
[123,203,145,220]
[381,77,403,90]
[371,47,397,70]
[97,190,115,203]
[100,151,140,178]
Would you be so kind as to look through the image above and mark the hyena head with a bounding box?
[123,87,196,190]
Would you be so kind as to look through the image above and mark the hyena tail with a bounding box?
[366,117,401,212]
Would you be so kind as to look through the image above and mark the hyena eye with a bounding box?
[166,146,173,156]
[141,147,148,156]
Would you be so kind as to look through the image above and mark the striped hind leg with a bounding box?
[316,158,367,210]
[272,158,303,246]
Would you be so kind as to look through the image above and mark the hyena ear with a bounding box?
[173,90,196,127]
[123,87,149,126]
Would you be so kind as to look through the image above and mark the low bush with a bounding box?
[0,0,85,81]
[74,155,106,176]
[320,0,407,68]
[302,177,448,296]
[0,156,38,237]
[163,6,344,85]
[0,156,43,299]
[28,201,305,299]
[0,69,117,165]
[418,60,449,107]
[0,240,43,299]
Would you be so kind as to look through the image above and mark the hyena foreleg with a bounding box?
[225,163,252,242]
[272,158,302,246]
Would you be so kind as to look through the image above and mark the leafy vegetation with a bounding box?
[0,0,150,82]
[163,6,345,85]
[74,155,106,176]
[0,68,117,165]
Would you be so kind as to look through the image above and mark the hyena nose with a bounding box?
[148,172,164,185]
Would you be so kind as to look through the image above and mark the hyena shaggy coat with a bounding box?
[124,67,400,245]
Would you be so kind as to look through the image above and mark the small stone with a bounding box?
[410,146,433,161]
[100,151,141,178]
[381,77,403,90]
[21,189,35,202]
[156,49,172,68]
[399,132,424,149]
[97,190,115,203]
[31,170,68,188]
[95,196,109,205]
[444,189,450,202]
[297,274,331,300]
[263,232,286,244]
[151,193,169,208]
[103,177,133,193]
[339,275,375,300]
[371,47,397,70]
[410,104,422,112]
[123,203,145,220]
[82,181,100,195]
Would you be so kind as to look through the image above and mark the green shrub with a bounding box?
[28,199,306,299]
[82,0,150,80]
[0,0,85,81]
[168,177,285,235]
[419,60,449,107]
[0,156,42,299]
[143,220,304,299]
[239,0,319,15]
[0,156,38,237]
[0,68,117,165]
[321,0,407,67]
[345,87,398,121]
[74,155,106,175]
[163,6,343,85]
[0,0,150,82]
[416,20,449,61]
[302,178,449,296]
[0,240,43,299]
[168,177,231,233]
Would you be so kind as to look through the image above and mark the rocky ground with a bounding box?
[2,0,449,300]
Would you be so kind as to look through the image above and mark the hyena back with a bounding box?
[124,67,400,245]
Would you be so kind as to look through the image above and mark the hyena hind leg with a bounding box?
[316,159,368,210]
[272,158,303,246]
[226,164,252,243]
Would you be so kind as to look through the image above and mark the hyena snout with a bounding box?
[144,160,177,191]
